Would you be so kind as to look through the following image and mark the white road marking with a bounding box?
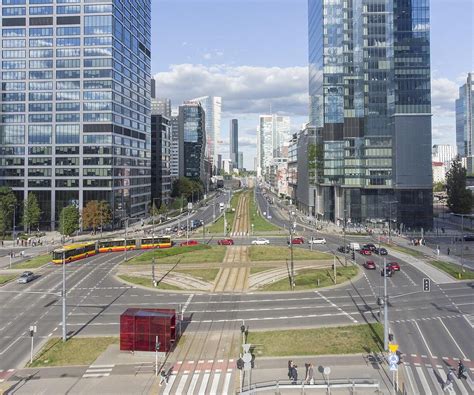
[426,368,443,395]
[82,373,110,378]
[222,371,232,395]
[415,366,431,394]
[413,321,434,358]
[175,374,188,394]
[162,373,176,395]
[463,314,474,329]
[438,318,467,360]
[188,372,200,394]
[209,372,220,395]
[198,370,211,395]
[403,365,418,395]
[314,291,358,323]
[453,375,469,395]
[437,368,455,395]
[182,294,194,315]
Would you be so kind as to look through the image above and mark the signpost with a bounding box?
[29,325,37,364]
[387,344,399,395]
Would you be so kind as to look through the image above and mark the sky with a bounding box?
[151,0,473,170]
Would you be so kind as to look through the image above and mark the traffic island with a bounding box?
[249,246,332,262]
[429,260,474,280]
[0,274,15,286]
[117,274,186,291]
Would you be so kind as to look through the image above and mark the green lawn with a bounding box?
[0,275,15,286]
[249,245,331,261]
[118,274,183,290]
[384,244,425,258]
[248,190,281,232]
[125,244,226,265]
[246,323,383,356]
[207,191,242,234]
[259,266,359,291]
[28,337,118,367]
[175,268,219,282]
[15,253,51,269]
[430,260,474,280]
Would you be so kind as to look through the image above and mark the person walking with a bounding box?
[306,363,315,385]
[287,360,293,380]
[443,369,455,391]
[458,360,467,380]
[159,369,167,386]
[447,247,450,256]
[291,364,298,384]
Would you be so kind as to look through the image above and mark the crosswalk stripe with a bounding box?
[162,374,176,395]
[83,373,110,378]
[415,366,432,394]
[465,372,474,392]
[454,376,469,395]
[209,373,220,395]
[426,368,443,395]
[188,372,200,394]
[198,371,210,395]
[222,372,232,394]
[175,374,188,394]
[437,368,455,395]
[403,365,419,395]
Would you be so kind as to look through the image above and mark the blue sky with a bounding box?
[152,0,473,169]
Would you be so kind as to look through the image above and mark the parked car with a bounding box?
[309,237,327,245]
[387,262,400,271]
[381,267,393,277]
[180,240,199,246]
[18,271,35,284]
[364,261,376,270]
[363,243,376,251]
[359,248,372,255]
[374,247,388,255]
[290,237,305,245]
[251,238,270,245]
[218,239,234,245]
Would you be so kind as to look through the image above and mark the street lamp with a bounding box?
[289,211,295,290]
[10,204,16,247]
[387,201,398,243]
[152,197,160,287]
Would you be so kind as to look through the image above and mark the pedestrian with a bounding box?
[447,247,450,256]
[443,369,455,390]
[291,364,298,384]
[458,360,467,380]
[306,363,315,385]
[287,360,293,380]
[159,369,167,386]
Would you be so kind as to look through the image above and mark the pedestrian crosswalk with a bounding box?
[404,361,474,394]
[82,364,114,378]
[230,231,248,237]
[0,369,15,383]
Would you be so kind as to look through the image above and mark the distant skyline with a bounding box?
[151,0,473,169]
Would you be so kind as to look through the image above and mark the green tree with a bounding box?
[171,177,194,199]
[23,193,42,234]
[59,205,80,236]
[446,156,473,214]
[82,200,112,233]
[0,187,17,239]
[433,181,445,193]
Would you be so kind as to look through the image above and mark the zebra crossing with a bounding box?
[82,364,114,378]
[403,359,474,394]
[230,231,248,237]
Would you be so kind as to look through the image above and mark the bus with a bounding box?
[52,242,97,264]
[97,238,137,253]
[139,236,172,249]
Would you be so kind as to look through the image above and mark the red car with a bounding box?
[387,262,400,271]
[364,261,376,270]
[218,239,234,245]
[180,240,199,246]
[359,248,372,255]
[291,237,305,245]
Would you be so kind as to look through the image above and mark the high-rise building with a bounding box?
[432,144,456,169]
[170,112,179,180]
[151,77,156,99]
[190,96,221,169]
[151,98,172,118]
[151,115,171,208]
[217,154,222,174]
[456,73,473,162]
[178,102,208,185]
[0,0,152,229]
[257,114,290,175]
[308,0,432,228]
[230,119,239,169]
[238,152,244,170]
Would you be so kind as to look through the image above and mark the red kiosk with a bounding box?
[120,308,176,352]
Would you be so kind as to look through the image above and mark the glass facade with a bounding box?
[308,0,432,228]
[151,115,171,208]
[456,73,473,159]
[0,0,152,229]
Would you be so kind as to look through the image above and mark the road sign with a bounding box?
[423,278,430,292]
[388,344,399,353]
[242,343,251,353]
[243,362,252,371]
[187,202,193,210]
[242,353,252,363]
[323,367,331,375]
[388,354,399,365]
[389,362,398,371]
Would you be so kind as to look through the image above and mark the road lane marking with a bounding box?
[413,321,434,358]
[315,291,358,323]
[209,372,220,395]
[426,368,444,395]
[188,372,200,394]
[437,318,467,360]
[437,368,455,394]
[162,373,176,395]
[463,314,474,328]
[198,370,211,395]
[403,364,418,395]
[415,366,432,394]
[175,373,188,394]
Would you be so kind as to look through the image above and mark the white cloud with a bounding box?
[431,77,458,115]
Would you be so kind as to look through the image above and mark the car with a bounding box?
[337,245,350,253]
[290,237,305,245]
[364,261,376,270]
[309,237,326,244]
[18,271,35,284]
[251,238,270,245]
[218,238,234,245]
[381,267,393,277]
[363,243,376,251]
[387,262,400,271]
[374,247,388,255]
[359,248,372,255]
[180,240,199,246]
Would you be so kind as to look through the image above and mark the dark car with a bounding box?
[363,243,376,251]
[337,246,350,253]
[374,247,388,255]
[381,267,393,277]
[387,262,400,271]
[359,248,372,256]
[364,261,376,270]
[218,239,234,245]
[464,235,474,242]
[291,237,305,245]
[180,240,199,246]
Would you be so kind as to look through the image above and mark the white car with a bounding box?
[251,238,270,245]
[308,237,326,245]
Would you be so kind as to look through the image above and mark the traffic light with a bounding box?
[236,358,244,370]
[388,333,394,342]
[423,278,430,292]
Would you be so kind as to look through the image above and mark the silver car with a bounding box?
[18,271,35,284]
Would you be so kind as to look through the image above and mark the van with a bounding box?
[219,202,225,211]
[349,242,361,251]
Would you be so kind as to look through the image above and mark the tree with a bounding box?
[23,193,42,234]
[59,205,80,236]
[446,156,473,214]
[0,187,17,239]
[171,177,194,199]
[433,181,445,193]
[82,200,112,233]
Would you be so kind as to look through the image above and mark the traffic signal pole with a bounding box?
[384,257,388,351]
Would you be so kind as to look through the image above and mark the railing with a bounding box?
[239,378,380,394]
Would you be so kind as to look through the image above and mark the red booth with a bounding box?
[120,308,176,352]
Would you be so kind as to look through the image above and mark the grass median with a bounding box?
[207,191,242,234]
[429,260,474,280]
[259,266,358,291]
[15,253,51,269]
[0,274,15,285]
[246,323,383,356]
[384,244,424,258]
[249,190,281,232]
[28,337,118,367]
[125,244,226,265]
[249,245,331,261]
[118,274,183,290]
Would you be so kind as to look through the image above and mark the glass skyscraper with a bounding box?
[308,0,432,228]
[230,118,238,169]
[0,0,152,229]
[456,73,473,161]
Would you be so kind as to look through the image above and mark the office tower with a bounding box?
[308,0,432,228]
[230,119,239,169]
[217,154,222,174]
[432,144,457,169]
[170,113,179,180]
[0,0,152,229]
[257,114,290,175]
[151,77,156,99]
[190,96,221,168]
[238,152,244,170]
[178,102,208,185]
[456,73,473,162]
[151,115,171,208]
[151,98,172,118]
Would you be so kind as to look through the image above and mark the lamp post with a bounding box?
[387,201,398,243]
[383,257,389,351]
[343,208,347,266]
[10,204,16,247]
[460,214,465,273]
[124,217,129,262]
[289,211,295,290]
[152,198,160,286]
